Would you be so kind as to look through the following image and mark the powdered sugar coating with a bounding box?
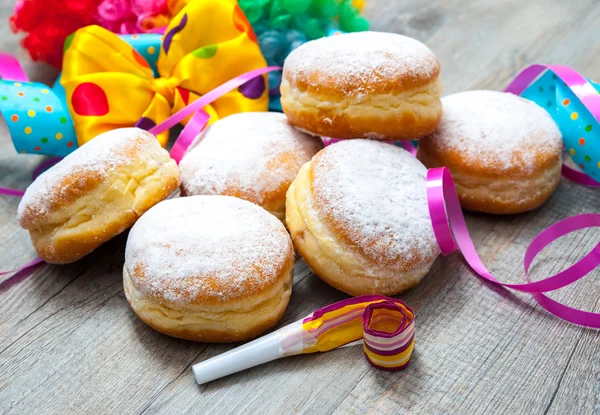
[283,31,439,95]
[311,140,439,267]
[428,90,563,172]
[125,195,293,305]
[179,112,322,205]
[17,128,161,225]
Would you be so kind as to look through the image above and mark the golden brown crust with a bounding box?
[123,264,293,343]
[280,32,443,140]
[286,168,434,296]
[417,145,562,214]
[416,90,563,214]
[18,128,179,264]
[124,196,295,307]
[178,112,322,222]
[123,196,295,342]
[284,55,440,99]
[308,151,432,271]
[285,141,439,296]
[417,127,562,179]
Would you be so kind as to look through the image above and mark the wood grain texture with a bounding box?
[0,0,599,414]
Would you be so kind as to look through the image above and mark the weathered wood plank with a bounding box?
[0,0,599,413]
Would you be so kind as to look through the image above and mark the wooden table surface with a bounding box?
[1,0,599,414]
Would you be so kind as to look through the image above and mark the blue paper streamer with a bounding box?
[521,71,600,182]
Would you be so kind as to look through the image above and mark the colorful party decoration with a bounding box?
[192,295,415,385]
[0,33,162,156]
[9,0,170,69]
[505,64,600,183]
[61,0,269,148]
[0,59,78,156]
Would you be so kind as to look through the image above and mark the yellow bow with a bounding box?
[61,0,268,147]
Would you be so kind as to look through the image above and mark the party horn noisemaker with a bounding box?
[192,295,415,385]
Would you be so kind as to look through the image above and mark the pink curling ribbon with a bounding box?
[561,164,600,188]
[0,53,29,82]
[168,110,211,163]
[505,64,600,187]
[149,66,282,162]
[0,257,43,286]
[426,167,600,328]
[0,187,25,197]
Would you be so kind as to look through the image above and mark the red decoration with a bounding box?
[9,0,170,69]
[10,0,101,68]
[71,82,110,116]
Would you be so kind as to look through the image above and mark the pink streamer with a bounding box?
[561,164,600,187]
[149,66,280,136]
[169,110,210,163]
[0,187,25,197]
[0,257,43,285]
[148,66,281,161]
[0,53,29,81]
[426,167,600,328]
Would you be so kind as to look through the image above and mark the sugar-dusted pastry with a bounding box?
[286,139,440,296]
[417,90,563,214]
[17,128,179,264]
[179,112,322,221]
[280,31,442,141]
[124,195,295,342]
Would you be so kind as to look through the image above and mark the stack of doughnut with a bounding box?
[16,31,564,344]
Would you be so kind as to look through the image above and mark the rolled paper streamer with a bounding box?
[505,64,600,183]
[0,79,78,156]
[192,295,414,384]
[426,167,600,328]
[0,33,163,157]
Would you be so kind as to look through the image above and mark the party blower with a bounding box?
[192,295,415,385]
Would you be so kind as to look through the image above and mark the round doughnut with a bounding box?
[417,90,563,214]
[17,128,179,264]
[286,139,440,296]
[179,112,322,221]
[123,195,295,342]
[280,31,442,141]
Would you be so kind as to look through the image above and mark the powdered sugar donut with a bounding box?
[417,91,563,214]
[179,112,322,221]
[18,128,179,264]
[286,139,440,296]
[280,31,443,141]
[124,195,295,342]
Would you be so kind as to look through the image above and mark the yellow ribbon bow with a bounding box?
[61,0,269,147]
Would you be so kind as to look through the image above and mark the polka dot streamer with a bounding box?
[0,80,77,156]
[521,71,600,182]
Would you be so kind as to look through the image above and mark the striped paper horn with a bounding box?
[192,295,415,385]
